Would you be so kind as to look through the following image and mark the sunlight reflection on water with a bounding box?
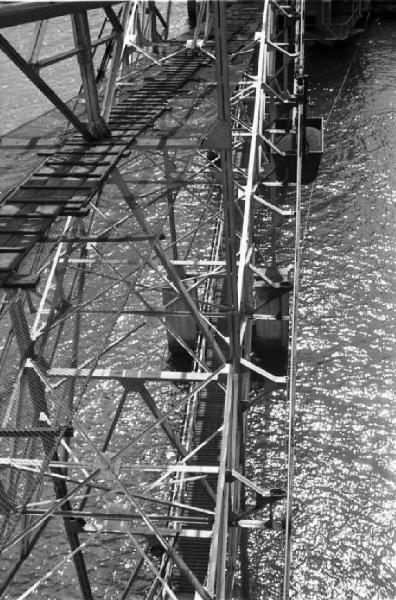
[289,18,395,600]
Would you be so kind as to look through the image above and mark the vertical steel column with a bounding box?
[164,150,179,261]
[7,293,94,600]
[206,2,244,597]
[283,1,306,598]
[72,10,109,138]
[212,0,240,366]
[102,4,130,121]
[148,1,158,52]
[268,5,279,266]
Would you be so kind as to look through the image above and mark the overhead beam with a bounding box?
[0,2,121,28]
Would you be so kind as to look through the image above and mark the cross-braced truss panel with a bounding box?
[0,2,311,599]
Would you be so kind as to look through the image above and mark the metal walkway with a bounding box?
[0,51,208,287]
[0,2,314,599]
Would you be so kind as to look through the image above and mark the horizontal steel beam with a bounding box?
[0,427,71,437]
[22,509,210,524]
[48,367,226,383]
[0,2,120,28]
[84,525,213,538]
[2,459,220,474]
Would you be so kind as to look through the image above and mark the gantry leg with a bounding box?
[7,292,94,600]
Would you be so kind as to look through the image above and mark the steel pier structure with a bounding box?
[0,1,313,598]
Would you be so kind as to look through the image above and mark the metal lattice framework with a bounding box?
[0,2,309,598]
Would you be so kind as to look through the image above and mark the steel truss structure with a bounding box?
[0,2,308,599]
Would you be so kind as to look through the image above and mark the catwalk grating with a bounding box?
[0,51,208,287]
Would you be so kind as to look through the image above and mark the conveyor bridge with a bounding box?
[0,1,331,598]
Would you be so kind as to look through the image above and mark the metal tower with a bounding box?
[0,2,314,598]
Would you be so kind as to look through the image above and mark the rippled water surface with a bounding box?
[0,11,395,600]
[290,18,395,600]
